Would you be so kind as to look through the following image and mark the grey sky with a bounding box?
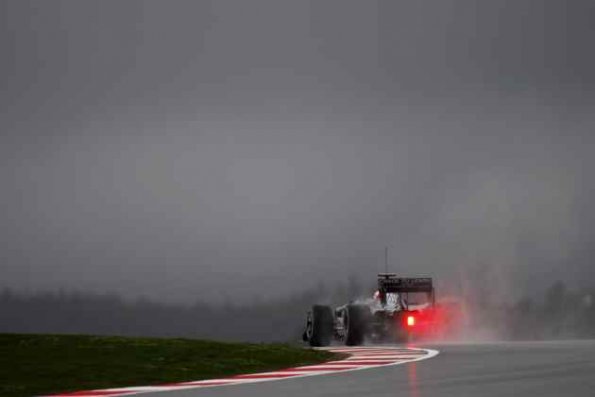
[1,0,594,303]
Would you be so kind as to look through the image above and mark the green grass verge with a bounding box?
[0,333,339,397]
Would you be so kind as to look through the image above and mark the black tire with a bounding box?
[345,304,370,346]
[308,305,334,347]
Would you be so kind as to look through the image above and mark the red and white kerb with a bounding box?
[44,346,439,397]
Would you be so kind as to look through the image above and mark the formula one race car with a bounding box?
[302,274,436,346]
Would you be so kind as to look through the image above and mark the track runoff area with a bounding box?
[45,346,439,397]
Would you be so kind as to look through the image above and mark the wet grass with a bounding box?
[0,333,337,397]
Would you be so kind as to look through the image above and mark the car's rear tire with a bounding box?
[308,305,334,347]
[345,304,370,346]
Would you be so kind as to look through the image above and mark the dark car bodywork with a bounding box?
[303,274,436,346]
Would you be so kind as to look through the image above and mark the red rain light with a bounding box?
[407,315,415,327]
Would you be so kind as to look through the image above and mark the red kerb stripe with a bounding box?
[327,360,394,365]
[285,366,353,371]
[233,373,299,379]
[51,392,131,397]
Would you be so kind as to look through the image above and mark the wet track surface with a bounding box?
[148,340,595,397]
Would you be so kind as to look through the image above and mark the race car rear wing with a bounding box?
[377,274,433,293]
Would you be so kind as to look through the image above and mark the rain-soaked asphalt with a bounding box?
[148,340,595,397]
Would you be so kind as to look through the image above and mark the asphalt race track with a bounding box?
[147,340,595,397]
